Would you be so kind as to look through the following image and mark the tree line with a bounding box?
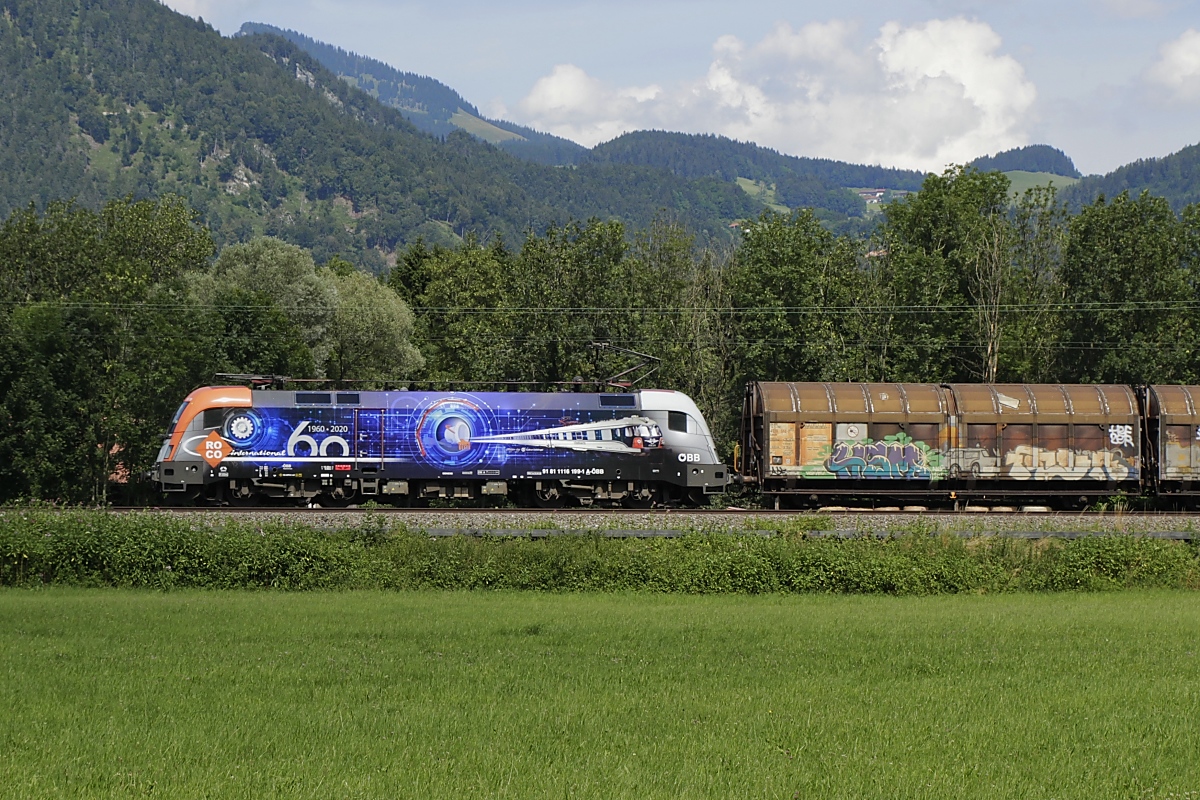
[1,166,1198,503]
[397,167,1200,444]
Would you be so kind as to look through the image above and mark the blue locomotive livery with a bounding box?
[152,387,727,506]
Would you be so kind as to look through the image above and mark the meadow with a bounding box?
[2,589,1199,799]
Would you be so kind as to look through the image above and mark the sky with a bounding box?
[161,0,1200,175]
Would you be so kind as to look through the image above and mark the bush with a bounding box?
[1,509,1198,594]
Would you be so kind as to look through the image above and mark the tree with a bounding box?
[189,237,336,370]
[1059,191,1194,383]
[0,194,215,502]
[875,167,1012,382]
[322,269,423,384]
[727,209,858,385]
[1001,185,1069,382]
[413,236,518,385]
[508,220,633,387]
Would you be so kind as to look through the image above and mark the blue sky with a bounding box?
[163,0,1200,175]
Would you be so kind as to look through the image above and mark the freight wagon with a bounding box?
[739,382,1158,508]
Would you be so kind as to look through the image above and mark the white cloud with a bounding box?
[519,65,664,144]
[515,18,1037,172]
[1146,29,1200,101]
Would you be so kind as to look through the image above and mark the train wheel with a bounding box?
[533,485,565,509]
[621,487,657,509]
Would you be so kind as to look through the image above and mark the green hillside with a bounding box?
[1003,170,1080,196]
[236,23,587,167]
[972,145,1081,178]
[585,131,931,229]
[0,0,758,269]
[449,109,525,144]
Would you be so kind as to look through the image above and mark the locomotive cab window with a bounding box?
[668,411,688,432]
[202,408,225,429]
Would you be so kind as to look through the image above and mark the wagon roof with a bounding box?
[1148,385,1200,422]
[753,382,1140,423]
[946,384,1138,421]
[753,382,948,420]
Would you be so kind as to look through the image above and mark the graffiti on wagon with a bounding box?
[825,433,944,479]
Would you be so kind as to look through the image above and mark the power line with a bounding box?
[2,299,1200,314]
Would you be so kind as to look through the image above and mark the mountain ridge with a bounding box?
[234,22,588,167]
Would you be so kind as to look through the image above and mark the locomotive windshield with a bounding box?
[168,400,189,432]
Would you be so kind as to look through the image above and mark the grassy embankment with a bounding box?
[1,589,1198,798]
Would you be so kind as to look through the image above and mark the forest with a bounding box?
[0,0,758,269]
[2,166,1198,504]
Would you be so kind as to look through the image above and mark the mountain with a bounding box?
[970,145,1081,178]
[586,131,928,191]
[582,131,931,234]
[1063,142,1200,212]
[0,0,758,270]
[226,29,936,229]
[235,22,586,167]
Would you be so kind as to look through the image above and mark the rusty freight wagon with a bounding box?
[739,382,1142,508]
[1143,385,1200,500]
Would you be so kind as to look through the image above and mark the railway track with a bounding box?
[97,505,1200,539]
[113,504,1200,517]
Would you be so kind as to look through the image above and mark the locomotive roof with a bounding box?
[233,388,647,411]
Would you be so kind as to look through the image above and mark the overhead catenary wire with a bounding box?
[0,299,1199,314]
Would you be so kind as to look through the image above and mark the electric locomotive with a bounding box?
[150,386,729,506]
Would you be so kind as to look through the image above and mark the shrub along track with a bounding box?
[4,507,1199,592]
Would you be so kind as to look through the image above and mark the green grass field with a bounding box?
[2,590,1199,798]
[1003,170,1080,196]
[449,109,525,144]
